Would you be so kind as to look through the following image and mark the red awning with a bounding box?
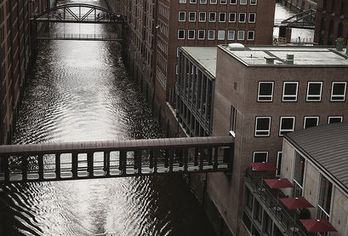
[300,219,337,233]
[249,162,276,172]
[279,197,314,209]
[264,178,294,189]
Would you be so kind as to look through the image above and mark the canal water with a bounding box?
[0,0,215,235]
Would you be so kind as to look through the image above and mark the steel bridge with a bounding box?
[274,9,316,30]
[32,3,126,24]
[0,136,234,184]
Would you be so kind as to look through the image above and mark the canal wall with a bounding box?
[277,0,317,11]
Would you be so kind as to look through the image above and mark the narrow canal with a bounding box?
[0,0,215,235]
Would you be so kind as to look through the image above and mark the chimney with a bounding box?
[286,54,294,64]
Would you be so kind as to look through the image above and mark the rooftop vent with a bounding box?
[264,56,276,64]
[286,54,294,64]
[227,43,245,51]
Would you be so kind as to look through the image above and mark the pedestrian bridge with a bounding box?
[0,136,234,184]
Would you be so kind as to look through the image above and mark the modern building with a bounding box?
[172,44,348,235]
[314,0,348,45]
[243,123,348,236]
[113,0,276,127]
[0,0,49,145]
[176,47,217,137]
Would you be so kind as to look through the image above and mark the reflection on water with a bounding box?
[0,0,215,235]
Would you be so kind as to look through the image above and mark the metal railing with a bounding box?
[245,174,310,236]
[0,136,234,183]
[37,33,122,41]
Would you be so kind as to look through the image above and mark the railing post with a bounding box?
[213,147,218,170]
[152,150,157,173]
[119,151,127,176]
[22,155,28,181]
[55,154,61,180]
[38,154,44,180]
[183,148,188,172]
[199,148,204,171]
[164,149,169,168]
[194,148,198,166]
[169,149,174,172]
[72,152,78,179]
[104,151,110,176]
[149,149,154,169]
[87,152,93,177]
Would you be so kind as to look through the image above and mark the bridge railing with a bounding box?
[36,33,122,41]
[0,136,234,183]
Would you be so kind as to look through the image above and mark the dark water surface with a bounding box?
[0,1,215,235]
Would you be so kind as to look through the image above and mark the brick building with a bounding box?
[315,0,348,45]
[112,0,276,125]
[173,44,348,235]
[0,0,49,145]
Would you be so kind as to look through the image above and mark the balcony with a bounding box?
[243,172,311,236]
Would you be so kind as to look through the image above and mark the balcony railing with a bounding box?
[244,173,310,236]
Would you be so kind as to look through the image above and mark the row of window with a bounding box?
[255,115,343,137]
[178,29,255,41]
[179,0,257,5]
[178,12,256,23]
[258,81,347,102]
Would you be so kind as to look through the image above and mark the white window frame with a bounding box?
[306,82,323,102]
[252,151,269,163]
[282,82,298,102]
[330,81,347,102]
[177,29,185,39]
[255,117,271,137]
[178,11,186,22]
[303,116,319,129]
[279,116,295,136]
[257,81,274,102]
[328,116,343,124]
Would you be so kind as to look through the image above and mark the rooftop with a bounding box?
[285,123,348,195]
[181,47,217,77]
[219,44,348,67]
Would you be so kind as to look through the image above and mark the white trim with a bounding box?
[282,82,298,102]
[279,116,295,136]
[330,81,347,102]
[306,81,323,102]
[303,116,319,129]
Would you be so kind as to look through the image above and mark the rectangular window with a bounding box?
[178,11,186,21]
[227,30,235,40]
[239,13,246,23]
[317,175,332,220]
[229,13,236,22]
[250,0,257,5]
[189,12,196,22]
[293,152,305,197]
[197,30,205,40]
[188,30,195,39]
[331,82,347,101]
[257,82,274,102]
[217,30,225,40]
[178,30,185,39]
[282,82,298,102]
[279,117,295,136]
[219,12,226,22]
[255,117,271,136]
[247,31,255,41]
[306,82,323,101]
[207,30,215,40]
[253,152,268,162]
[240,0,247,5]
[276,152,282,177]
[209,12,216,22]
[249,13,256,23]
[199,12,206,22]
[237,30,245,40]
[328,116,343,124]
[304,116,319,129]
